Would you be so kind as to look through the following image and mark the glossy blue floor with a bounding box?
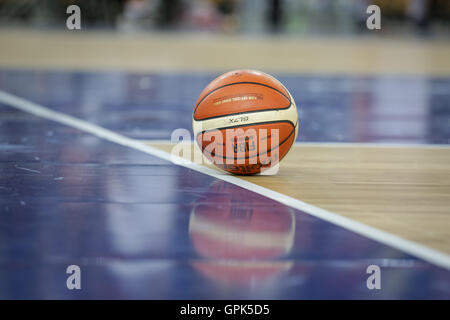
[1,69,449,299]
[1,70,449,143]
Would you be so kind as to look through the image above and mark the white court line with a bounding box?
[148,139,450,149]
[293,142,450,149]
[1,89,449,270]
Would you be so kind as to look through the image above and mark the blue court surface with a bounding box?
[1,70,449,143]
[0,69,449,299]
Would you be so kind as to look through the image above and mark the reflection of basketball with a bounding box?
[193,69,298,175]
[189,181,295,285]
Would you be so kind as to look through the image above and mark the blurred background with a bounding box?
[0,0,449,36]
[0,0,449,144]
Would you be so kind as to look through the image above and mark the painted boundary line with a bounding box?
[293,142,450,149]
[1,89,449,270]
[148,139,450,149]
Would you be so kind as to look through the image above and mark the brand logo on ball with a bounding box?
[213,93,263,106]
[228,116,249,124]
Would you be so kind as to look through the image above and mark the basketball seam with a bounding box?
[197,119,295,133]
[193,81,291,121]
[193,107,293,122]
[197,120,298,160]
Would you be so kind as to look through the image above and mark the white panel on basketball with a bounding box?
[192,97,298,136]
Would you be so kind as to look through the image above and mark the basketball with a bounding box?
[192,69,298,175]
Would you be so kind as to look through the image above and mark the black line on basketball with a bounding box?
[198,119,296,134]
[193,105,295,122]
[193,81,292,121]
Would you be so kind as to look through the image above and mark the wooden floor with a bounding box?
[149,142,450,254]
[1,29,450,76]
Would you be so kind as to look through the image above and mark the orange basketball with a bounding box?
[192,69,298,175]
